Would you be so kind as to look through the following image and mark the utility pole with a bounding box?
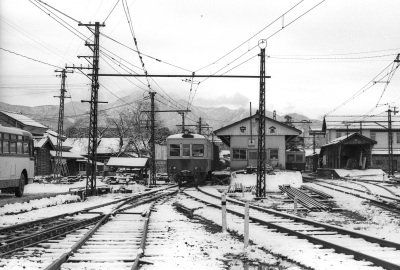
[256,40,267,198]
[149,92,156,186]
[387,106,398,177]
[54,68,72,177]
[71,22,105,196]
[178,112,186,133]
[198,117,202,134]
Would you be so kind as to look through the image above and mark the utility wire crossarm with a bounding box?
[93,74,271,78]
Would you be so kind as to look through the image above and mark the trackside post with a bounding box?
[221,193,227,232]
[244,201,249,248]
[294,196,298,216]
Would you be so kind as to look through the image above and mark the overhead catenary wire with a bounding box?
[0,47,61,69]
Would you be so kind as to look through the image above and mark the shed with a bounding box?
[318,133,376,177]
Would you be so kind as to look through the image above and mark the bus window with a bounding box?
[3,141,9,153]
[17,142,23,154]
[23,142,29,154]
[10,142,17,153]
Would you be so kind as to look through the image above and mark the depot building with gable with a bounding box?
[214,113,301,171]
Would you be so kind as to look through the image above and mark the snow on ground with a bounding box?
[0,194,80,215]
[0,193,136,227]
[179,192,383,270]
[141,198,296,270]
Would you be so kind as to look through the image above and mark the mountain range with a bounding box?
[0,90,322,135]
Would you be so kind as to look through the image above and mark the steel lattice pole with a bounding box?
[55,69,66,177]
[150,92,156,186]
[86,22,101,196]
[256,45,266,198]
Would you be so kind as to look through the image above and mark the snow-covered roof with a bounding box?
[167,133,207,139]
[106,157,148,167]
[66,138,135,155]
[321,132,376,148]
[0,110,47,128]
[305,148,320,156]
[34,137,55,149]
[49,150,84,159]
[372,149,400,155]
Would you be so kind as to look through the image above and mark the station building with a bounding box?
[213,113,301,171]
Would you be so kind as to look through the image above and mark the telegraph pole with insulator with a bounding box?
[77,22,105,196]
[256,39,267,198]
[54,68,72,177]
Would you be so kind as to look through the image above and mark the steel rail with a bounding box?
[196,187,400,250]
[131,195,173,269]
[311,181,400,213]
[44,190,177,270]
[0,214,104,256]
[189,188,400,270]
[0,185,175,236]
[318,180,400,203]
[301,185,333,199]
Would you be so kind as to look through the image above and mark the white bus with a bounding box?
[0,125,35,197]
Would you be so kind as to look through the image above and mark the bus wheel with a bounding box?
[15,173,25,197]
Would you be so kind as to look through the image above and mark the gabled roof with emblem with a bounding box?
[214,114,301,136]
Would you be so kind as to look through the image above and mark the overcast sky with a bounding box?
[1,0,400,120]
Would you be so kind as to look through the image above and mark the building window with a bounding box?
[371,132,376,141]
[192,144,204,157]
[269,149,278,160]
[233,149,247,160]
[182,144,190,156]
[336,132,342,138]
[169,144,180,156]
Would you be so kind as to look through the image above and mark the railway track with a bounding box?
[182,187,400,270]
[305,180,400,216]
[0,186,176,257]
[1,188,177,269]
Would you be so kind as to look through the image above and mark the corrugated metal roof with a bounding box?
[1,111,47,128]
[325,115,400,130]
[106,157,148,167]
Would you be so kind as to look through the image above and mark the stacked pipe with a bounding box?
[301,185,333,199]
[279,185,332,212]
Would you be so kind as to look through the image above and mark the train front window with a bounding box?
[170,144,180,156]
[296,154,303,162]
[287,154,295,162]
[192,144,204,157]
[182,144,190,156]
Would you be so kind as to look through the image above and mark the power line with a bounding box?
[195,0,305,72]
[103,0,120,23]
[0,47,61,69]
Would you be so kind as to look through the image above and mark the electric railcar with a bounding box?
[166,131,218,185]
